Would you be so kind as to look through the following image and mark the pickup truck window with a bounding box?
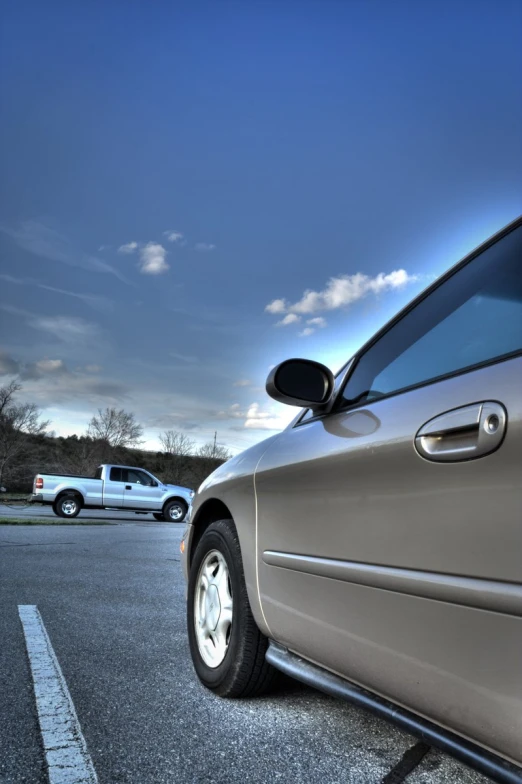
[110,467,123,482]
[94,467,103,480]
[126,469,154,486]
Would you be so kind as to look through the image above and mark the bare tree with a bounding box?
[0,381,50,487]
[87,407,143,449]
[159,430,195,485]
[197,441,231,462]
[55,435,104,476]
[0,379,21,417]
[190,440,232,488]
[159,430,194,457]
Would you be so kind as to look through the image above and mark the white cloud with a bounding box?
[244,402,295,431]
[276,313,301,327]
[84,364,102,373]
[118,241,138,254]
[0,351,71,381]
[298,327,315,337]
[307,317,327,328]
[31,315,100,343]
[169,352,199,364]
[233,379,252,387]
[0,351,20,376]
[265,298,287,314]
[164,230,184,244]
[194,242,216,252]
[0,305,102,348]
[217,401,295,432]
[266,269,417,317]
[35,359,65,373]
[0,274,113,313]
[1,221,131,284]
[139,242,169,274]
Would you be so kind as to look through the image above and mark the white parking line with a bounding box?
[18,605,98,784]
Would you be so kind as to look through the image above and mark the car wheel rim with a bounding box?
[62,500,77,516]
[169,504,184,521]
[194,549,233,668]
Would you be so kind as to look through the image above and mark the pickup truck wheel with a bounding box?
[53,493,82,519]
[187,518,275,697]
[164,499,187,523]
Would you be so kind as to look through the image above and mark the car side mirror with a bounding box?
[266,358,335,411]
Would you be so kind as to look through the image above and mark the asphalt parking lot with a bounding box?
[0,501,172,524]
[0,517,490,784]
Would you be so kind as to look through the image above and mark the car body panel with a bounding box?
[255,358,522,582]
[186,435,280,632]
[254,361,522,765]
[32,474,104,506]
[102,475,125,506]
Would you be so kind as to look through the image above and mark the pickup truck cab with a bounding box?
[31,464,194,522]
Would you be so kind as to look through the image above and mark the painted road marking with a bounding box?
[18,605,98,784]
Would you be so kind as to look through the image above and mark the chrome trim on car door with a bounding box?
[415,402,507,462]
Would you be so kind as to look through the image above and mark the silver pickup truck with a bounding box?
[31,464,194,521]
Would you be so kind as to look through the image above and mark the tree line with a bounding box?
[0,381,231,493]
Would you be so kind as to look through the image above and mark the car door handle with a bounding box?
[125,485,132,490]
[415,402,506,463]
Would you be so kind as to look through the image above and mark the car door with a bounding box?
[102,466,125,507]
[255,220,522,764]
[123,469,162,510]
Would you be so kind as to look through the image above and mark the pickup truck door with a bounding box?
[123,469,162,510]
[102,467,125,506]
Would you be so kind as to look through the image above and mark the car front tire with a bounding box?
[187,518,275,697]
[164,498,188,523]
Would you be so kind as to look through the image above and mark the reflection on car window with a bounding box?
[340,224,522,409]
[126,469,152,485]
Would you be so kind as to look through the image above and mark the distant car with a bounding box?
[31,464,194,521]
[182,217,522,783]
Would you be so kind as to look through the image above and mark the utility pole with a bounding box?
[213,431,217,454]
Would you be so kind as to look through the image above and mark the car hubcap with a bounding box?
[169,504,184,521]
[62,499,77,516]
[194,550,233,668]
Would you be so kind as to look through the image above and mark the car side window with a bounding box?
[109,467,122,482]
[126,469,153,486]
[340,224,522,409]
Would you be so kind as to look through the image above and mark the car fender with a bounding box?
[188,434,282,637]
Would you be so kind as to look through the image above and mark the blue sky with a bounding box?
[1,0,521,454]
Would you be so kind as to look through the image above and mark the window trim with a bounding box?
[336,349,522,415]
[293,215,522,426]
[127,468,153,486]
